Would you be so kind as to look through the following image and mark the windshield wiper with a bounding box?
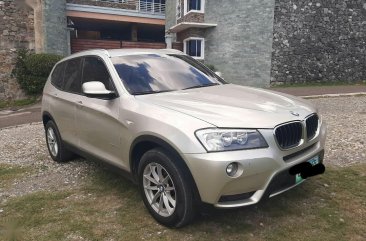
[133,90,176,96]
[182,83,220,90]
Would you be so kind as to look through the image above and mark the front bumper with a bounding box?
[183,123,327,208]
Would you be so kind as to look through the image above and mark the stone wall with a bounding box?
[0,0,35,100]
[205,0,276,87]
[177,12,204,23]
[271,0,366,84]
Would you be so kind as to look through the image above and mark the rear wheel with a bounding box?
[138,148,196,227]
[45,121,75,162]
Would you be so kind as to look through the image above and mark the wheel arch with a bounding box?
[42,111,55,126]
[129,135,202,202]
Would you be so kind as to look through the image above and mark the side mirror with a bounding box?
[82,81,116,99]
[215,72,223,78]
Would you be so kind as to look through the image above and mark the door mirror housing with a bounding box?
[215,71,223,78]
[82,81,116,99]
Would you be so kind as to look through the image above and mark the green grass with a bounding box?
[0,164,32,188]
[0,164,365,241]
[0,98,38,110]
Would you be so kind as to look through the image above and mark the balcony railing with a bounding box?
[137,0,166,15]
[67,0,165,15]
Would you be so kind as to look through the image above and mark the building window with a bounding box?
[176,0,182,19]
[184,0,205,15]
[184,38,204,59]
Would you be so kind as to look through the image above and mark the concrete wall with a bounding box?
[43,0,69,56]
[204,0,276,86]
[271,0,366,84]
[165,0,177,32]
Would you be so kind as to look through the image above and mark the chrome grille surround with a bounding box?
[274,121,304,150]
[305,114,319,141]
[274,113,321,150]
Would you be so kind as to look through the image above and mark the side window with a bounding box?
[51,62,65,89]
[82,56,114,91]
[63,58,82,94]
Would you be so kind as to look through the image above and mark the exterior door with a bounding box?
[75,56,127,168]
[50,58,82,147]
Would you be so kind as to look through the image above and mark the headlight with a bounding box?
[195,129,268,152]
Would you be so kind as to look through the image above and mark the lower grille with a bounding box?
[219,192,255,203]
[306,114,319,140]
[266,169,296,197]
[275,122,303,149]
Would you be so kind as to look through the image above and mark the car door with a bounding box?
[75,56,126,168]
[50,58,82,147]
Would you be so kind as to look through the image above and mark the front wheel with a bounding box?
[138,148,196,227]
[45,121,75,162]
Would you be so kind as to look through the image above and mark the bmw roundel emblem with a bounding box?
[290,111,300,117]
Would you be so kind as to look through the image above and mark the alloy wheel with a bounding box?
[143,162,177,217]
[47,127,58,157]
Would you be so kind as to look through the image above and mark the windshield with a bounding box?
[111,54,226,95]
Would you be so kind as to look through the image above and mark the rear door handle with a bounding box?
[76,101,83,105]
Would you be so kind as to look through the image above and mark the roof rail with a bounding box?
[71,49,110,58]
[101,49,111,58]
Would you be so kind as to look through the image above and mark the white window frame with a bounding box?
[183,37,205,60]
[184,0,205,15]
[176,0,182,20]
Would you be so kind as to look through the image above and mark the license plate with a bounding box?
[296,155,320,183]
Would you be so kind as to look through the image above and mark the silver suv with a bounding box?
[42,49,326,227]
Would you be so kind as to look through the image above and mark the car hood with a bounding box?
[135,84,317,129]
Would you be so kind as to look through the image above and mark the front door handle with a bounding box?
[76,100,83,105]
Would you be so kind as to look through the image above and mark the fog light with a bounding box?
[226,163,238,177]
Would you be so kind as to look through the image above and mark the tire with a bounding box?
[45,120,75,162]
[138,148,196,227]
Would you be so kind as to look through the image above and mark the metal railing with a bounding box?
[99,0,165,15]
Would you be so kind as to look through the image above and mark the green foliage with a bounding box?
[12,49,63,95]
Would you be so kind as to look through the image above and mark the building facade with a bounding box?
[2,0,366,100]
[166,0,366,86]
[0,0,168,100]
[66,0,167,53]
[166,0,276,87]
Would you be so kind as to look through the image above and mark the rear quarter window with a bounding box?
[51,62,66,89]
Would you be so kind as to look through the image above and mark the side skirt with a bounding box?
[63,141,136,184]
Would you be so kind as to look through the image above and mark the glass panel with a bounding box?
[196,40,202,57]
[63,58,82,94]
[186,40,202,57]
[196,0,201,10]
[188,0,201,11]
[189,40,197,56]
[51,62,66,89]
[82,57,114,91]
[112,54,224,95]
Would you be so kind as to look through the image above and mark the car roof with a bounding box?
[62,48,185,61]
